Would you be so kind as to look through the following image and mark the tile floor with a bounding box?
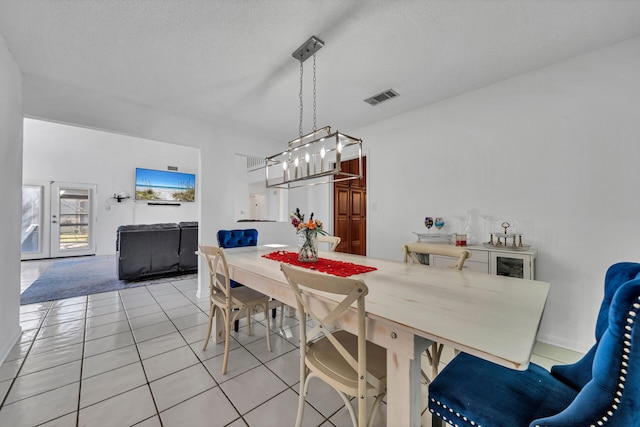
[1,257,584,426]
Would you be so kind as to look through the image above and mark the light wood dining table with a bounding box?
[209,245,550,427]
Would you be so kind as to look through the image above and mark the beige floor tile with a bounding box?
[149,364,216,412]
[81,344,140,379]
[219,365,288,415]
[80,361,147,408]
[0,382,79,426]
[5,360,81,404]
[243,388,325,427]
[78,385,156,427]
[137,331,188,360]
[142,345,199,382]
[20,342,84,375]
[160,387,240,427]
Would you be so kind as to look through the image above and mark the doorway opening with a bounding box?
[21,181,97,260]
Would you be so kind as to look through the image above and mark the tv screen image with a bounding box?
[135,168,196,202]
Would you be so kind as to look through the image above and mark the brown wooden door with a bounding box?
[333,157,366,255]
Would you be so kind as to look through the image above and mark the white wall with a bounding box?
[0,35,23,363]
[352,36,640,352]
[23,119,200,256]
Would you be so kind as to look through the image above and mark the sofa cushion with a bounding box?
[116,223,180,280]
[178,222,198,271]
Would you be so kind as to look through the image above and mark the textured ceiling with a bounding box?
[2,1,640,142]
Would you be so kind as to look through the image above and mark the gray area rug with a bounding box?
[20,256,194,305]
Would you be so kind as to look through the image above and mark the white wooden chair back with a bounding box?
[402,242,471,270]
[199,244,232,302]
[281,263,381,426]
[317,234,341,251]
[198,244,272,374]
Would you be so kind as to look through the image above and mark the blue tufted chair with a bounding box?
[428,262,640,427]
[216,229,258,290]
[217,229,258,252]
[217,229,282,331]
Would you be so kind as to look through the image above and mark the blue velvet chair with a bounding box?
[428,262,640,427]
[216,229,258,290]
[217,229,260,331]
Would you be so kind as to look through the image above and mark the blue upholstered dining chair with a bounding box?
[216,229,259,290]
[217,229,281,330]
[428,262,640,427]
[217,229,259,332]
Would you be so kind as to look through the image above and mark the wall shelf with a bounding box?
[112,195,130,203]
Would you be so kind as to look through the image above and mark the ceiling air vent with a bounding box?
[364,89,399,106]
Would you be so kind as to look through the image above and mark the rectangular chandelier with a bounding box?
[265,126,362,189]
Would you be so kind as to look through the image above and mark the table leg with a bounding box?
[386,336,432,426]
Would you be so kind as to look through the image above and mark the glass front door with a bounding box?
[51,183,96,258]
[21,184,45,258]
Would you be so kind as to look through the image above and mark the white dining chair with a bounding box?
[317,234,341,251]
[198,245,272,375]
[402,242,471,383]
[281,263,387,427]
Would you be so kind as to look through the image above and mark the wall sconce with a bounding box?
[113,191,130,203]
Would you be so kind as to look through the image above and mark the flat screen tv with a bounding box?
[135,168,196,202]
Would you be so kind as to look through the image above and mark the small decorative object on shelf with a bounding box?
[434,217,445,230]
[113,192,130,203]
[290,208,327,262]
[483,221,530,251]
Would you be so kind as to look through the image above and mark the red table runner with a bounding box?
[262,251,377,277]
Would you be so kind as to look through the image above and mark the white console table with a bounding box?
[414,240,538,280]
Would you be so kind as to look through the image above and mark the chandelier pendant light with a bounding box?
[265,36,363,189]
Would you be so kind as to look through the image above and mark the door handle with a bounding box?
[52,221,58,224]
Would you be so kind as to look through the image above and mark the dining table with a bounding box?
[210,244,550,427]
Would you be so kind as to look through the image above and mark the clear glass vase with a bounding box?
[298,229,318,262]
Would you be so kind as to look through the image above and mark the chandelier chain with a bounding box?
[313,51,317,132]
[299,58,304,138]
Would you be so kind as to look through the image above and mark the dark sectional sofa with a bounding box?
[116,221,198,281]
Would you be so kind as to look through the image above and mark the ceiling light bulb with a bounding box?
[282,162,288,170]
[320,146,325,158]
[294,157,299,167]
[305,153,310,163]
[337,141,343,153]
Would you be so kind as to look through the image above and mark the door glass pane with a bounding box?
[21,186,42,253]
[495,256,524,278]
[58,189,89,250]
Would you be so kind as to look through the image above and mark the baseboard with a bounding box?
[0,325,22,366]
[535,332,592,354]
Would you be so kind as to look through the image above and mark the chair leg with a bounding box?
[234,319,239,332]
[221,307,232,375]
[339,391,358,427]
[368,393,386,427]
[421,369,431,385]
[279,303,285,327]
[202,303,214,351]
[272,307,277,318]
[263,303,272,352]
[431,343,444,379]
[295,360,308,427]
[246,307,252,336]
